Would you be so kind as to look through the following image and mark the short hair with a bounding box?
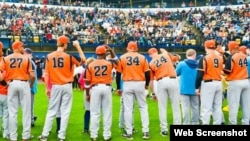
[186,49,196,57]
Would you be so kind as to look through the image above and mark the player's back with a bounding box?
[202,53,223,81]
[46,51,76,85]
[3,53,31,81]
[149,53,177,80]
[87,59,114,85]
[118,52,149,81]
[226,52,248,81]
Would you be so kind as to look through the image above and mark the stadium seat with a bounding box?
[8,35,13,42]
[235,38,241,44]
[33,36,39,43]
[14,36,20,42]
[190,39,196,45]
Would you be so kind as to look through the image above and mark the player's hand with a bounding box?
[73,40,80,47]
[152,94,158,101]
[105,46,112,51]
[116,89,122,96]
[195,89,200,96]
[46,89,51,99]
[86,94,90,102]
[145,85,148,90]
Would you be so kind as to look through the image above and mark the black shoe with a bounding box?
[34,116,37,121]
[122,133,133,140]
[31,121,35,127]
[142,132,150,140]
[160,131,168,137]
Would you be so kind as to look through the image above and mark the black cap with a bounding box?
[24,48,32,54]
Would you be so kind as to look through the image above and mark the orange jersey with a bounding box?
[198,52,223,81]
[85,59,115,86]
[0,57,7,95]
[149,53,177,80]
[116,52,149,81]
[45,51,81,85]
[224,52,248,81]
[0,53,33,82]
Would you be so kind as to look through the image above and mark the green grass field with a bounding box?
[10,82,235,141]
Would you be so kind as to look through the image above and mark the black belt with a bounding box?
[157,76,176,81]
[204,80,220,82]
[10,79,28,82]
[92,84,111,87]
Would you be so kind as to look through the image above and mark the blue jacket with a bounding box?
[30,60,38,94]
[176,59,197,95]
[247,56,250,78]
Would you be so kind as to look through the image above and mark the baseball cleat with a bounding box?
[38,135,48,141]
[142,132,150,140]
[160,131,168,137]
[122,133,133,140]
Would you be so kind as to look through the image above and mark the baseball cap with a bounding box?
[95,45,106,55]
[57,35,69,44]
[204,40,216,49]
[12,41,25,50]
[0,42,3,49]
[148,48,158,56]
[239,46,247,54]
[127,41,138,51]
[24,48,33,54]
[228,41,239,50]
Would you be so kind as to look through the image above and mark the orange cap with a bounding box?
[95,45,106,55]
[204,40,216,49]
[57,35,69,44]
[148,48,158,56]
[228,41,239,50]
[127,41,138,51]
[239,46,247,54]
[12,41,24,50]
[0,42,3,49]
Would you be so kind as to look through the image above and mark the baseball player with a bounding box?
[0,42,9,140]
[116,41,150,140]
[23,48,38,127]
[176,49,200,125]
[85,45,117,141]
[247,44,250,124]
[78,57,95,134]
[0,41,35,141]
[148,47,181,136]
[38,36,86,141]
[195,40,224,125]
[223,41,250,125]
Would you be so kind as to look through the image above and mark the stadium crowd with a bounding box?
[0,1,249,141]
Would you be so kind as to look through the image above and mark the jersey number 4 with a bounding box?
[154,56,167,67]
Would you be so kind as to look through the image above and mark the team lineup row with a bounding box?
[0,36,249,141]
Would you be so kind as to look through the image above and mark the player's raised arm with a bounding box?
[73,40,86,64]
